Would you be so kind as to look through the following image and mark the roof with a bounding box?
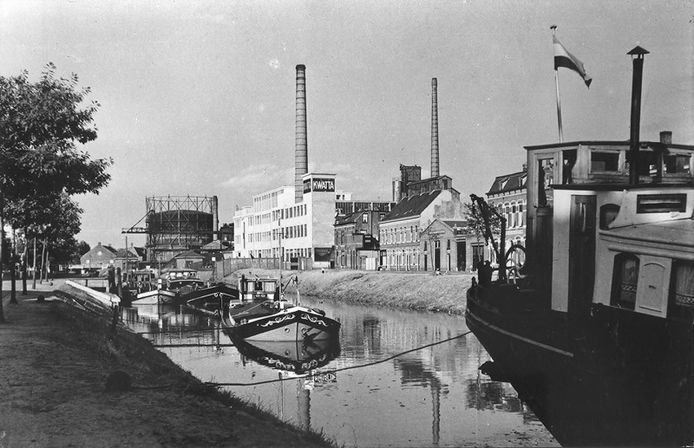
[200,240,225,251]
[442,220,467,229]
[335,212,359,226]
[382,190,442,222]
[602,218,694,249]
[487,171,527,195]
[173,250,204,259]
[115,248,139,258]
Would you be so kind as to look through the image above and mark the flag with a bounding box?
[553,35,592,88]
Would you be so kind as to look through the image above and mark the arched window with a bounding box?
[611,253,639,310]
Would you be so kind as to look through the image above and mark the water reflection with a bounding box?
[124,299,557,447]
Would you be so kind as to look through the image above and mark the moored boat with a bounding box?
[466,47,694,446]
[222,275,341,342]
[131,287,177,305]
[182,282,239,317]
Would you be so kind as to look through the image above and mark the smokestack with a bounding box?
[431,78,439,178]
[627,46,648,185]
[295,64,308,203]
[212,195,219,240]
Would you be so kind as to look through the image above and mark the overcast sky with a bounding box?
[1,0,692,248]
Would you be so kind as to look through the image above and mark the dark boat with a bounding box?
[226,333,340,374]
[466,47,694,446]
[222,275,341,342]
[182,283,239,316]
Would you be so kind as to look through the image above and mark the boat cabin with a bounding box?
[123,269,157,293]
[238,276,280,302]
[523,135,694,320]
[161,268,204,292]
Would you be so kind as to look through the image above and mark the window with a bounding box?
[591,152,619,172]
[362,214,368,223]
[611,253,639,310]
[664,155,690,174]
[637,194,687,214]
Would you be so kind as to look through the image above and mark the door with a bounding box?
[434,240,441,270]
[568,195,596,316]
[457,241,466,271]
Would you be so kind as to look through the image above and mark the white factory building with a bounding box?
[232,172,338,268]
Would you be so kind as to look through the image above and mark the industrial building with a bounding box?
[380,78,469,271]
[123,195,219,264]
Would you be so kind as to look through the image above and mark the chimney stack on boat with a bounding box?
[431,78,440,178]
[627,46,649,185]
[295,64,308,203]
[660,131,672,145]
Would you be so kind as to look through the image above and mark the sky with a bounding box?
[1,0,692,248]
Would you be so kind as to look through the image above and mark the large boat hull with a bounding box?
[227,306,341,342]
[466,286,694,446]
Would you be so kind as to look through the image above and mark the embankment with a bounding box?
[227,269,474,314]
[0,283,332,448]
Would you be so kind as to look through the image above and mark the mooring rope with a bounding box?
[205,330,473,387]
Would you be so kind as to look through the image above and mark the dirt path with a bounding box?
[0,285,331,448]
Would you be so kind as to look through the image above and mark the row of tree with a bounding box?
[0,63,111,322]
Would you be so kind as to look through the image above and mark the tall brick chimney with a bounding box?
[295,64,308,203]
[431,78,440,178]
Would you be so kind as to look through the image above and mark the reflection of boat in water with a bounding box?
[227,333,340,374]
[466,48,694,446]
[222,276,341,342]
[183,283,238,316]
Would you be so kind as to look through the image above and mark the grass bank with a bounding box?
[226,269,474,314]
[0,284,333,448]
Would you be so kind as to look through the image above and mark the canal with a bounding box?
[123,298,558,447]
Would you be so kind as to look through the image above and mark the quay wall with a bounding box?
[227,269,473,314]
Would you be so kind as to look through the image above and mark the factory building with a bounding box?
[233,172,338,268]
[380,78,468,271]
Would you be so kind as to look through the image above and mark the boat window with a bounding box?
[599,204,620,229]
[671,261,694,308]
[590,151,619,172]
[611,253,639,310]
[664,154,690,175]
[636,194,687,213]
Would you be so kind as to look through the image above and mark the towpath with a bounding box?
[0,283,330,448]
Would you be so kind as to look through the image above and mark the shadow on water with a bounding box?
[123,299,558,448]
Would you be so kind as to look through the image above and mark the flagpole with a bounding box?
[551,25,564,143]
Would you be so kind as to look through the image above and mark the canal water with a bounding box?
[123,298,558,447]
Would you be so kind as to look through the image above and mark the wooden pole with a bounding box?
[0,191,6,323]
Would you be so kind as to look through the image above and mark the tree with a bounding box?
[0,64,111,321]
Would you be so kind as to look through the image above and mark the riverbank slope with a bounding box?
[225,269,474,314]
[0,283,331,448]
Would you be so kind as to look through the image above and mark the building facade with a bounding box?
[419,219,471,272]
[334,209,385,270]
[379,189,466,271]
[485,168,528,266]
[232,172,337,268]
[80,243,117,271]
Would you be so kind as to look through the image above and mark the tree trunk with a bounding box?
[0,192,5,323]
[31,237,36,290]
[20,240,29,296]
[9,230,17,304]
[43,246,50,282]
[40,238,47,284]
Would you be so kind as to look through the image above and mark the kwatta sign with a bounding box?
[303,177,335,193]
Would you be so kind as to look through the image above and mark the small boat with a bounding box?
[161,268,205,295]
[466,47,694,446]
[222,275,341,342]
[182,283,239,317]
[226,333,340,374]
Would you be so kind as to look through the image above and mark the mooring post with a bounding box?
[116,267,123,298]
